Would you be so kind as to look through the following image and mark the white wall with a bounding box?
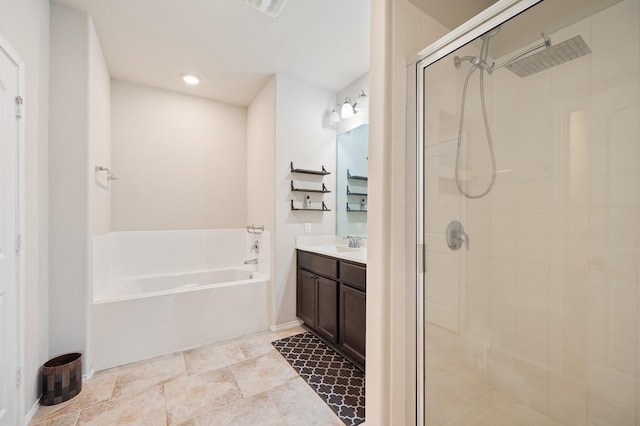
[273,74,337,326]
[88,19,111,237]
[368,0,448,424]
[49,3,89,366]
[0,0,50,418]
[49,4,111,374]
[247,76,276,323]
[110,81,247,231]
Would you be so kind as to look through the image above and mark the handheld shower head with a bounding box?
[480,25,501,62]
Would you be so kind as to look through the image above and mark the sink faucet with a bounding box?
[343,235,363,248]
[244,258,259,264]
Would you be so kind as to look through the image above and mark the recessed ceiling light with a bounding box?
[182,74,200,85]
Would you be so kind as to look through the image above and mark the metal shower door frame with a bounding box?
[409,0,543,424]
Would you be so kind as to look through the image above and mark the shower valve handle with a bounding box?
[446,220,469,251]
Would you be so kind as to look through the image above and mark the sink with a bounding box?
[296,236,367,264]
[335,245,365,253]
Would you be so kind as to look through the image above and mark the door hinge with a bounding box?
[15,233,22,254]
[15,96,23,119]
[16,367,21,387]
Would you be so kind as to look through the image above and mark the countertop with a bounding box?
[296,235,367,265]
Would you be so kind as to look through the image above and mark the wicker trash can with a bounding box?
[41,353,82,406]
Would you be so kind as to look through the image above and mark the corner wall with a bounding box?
[49,4,111,374]
[273,74,337,326]
[110,81,247,231]
[368,0,448,424]
[247,76,276,323]
[0,0,50,417]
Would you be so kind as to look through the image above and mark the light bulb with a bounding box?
[355,90,368,112]
[329,107,341,125]
[341,98,354,119]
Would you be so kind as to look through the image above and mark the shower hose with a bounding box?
[455,64,497,199]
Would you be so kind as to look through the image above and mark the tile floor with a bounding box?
[30,327,344,426]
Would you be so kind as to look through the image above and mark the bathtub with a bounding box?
[91,230,271,371]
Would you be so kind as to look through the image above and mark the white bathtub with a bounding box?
[95,267,258,302]
[91,230,271,371]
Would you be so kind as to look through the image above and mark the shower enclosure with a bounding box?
[414,0,639,424]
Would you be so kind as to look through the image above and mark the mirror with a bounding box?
[336,124,368,236]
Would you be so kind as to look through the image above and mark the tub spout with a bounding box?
[244,258,259,265]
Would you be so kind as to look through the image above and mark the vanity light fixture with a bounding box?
[355,90,368,112]
[341,97,355,119]
[182,74,200,85]
[330,106,341,125]
[331,90,368,124]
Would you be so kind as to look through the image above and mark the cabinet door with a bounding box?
[316,276,338,343]
[339,284,366,366]
[297,269,316,327]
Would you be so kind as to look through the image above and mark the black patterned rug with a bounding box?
[272,332,365,425]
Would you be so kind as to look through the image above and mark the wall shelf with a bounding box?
[347,169,368,181]
[291,181,330,193]
[346,202,367,213]
[290,161,330,176]
[291,200,331,211]
[346,185,367,197]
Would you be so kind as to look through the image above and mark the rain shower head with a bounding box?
[505,35,591,77]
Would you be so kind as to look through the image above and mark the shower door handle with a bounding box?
[446,221,469,251]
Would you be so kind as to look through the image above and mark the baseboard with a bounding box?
[83,365,95,380]
[24,398,40,424]
[270,319,302,332]
[24,365,95,424]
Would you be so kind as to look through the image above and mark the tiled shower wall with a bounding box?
[425,0,640,424]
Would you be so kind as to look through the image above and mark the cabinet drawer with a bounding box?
[298,250,338,279]
[340,262,366,291]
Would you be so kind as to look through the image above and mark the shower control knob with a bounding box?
[446,220,470,251]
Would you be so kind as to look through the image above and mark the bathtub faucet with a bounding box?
[244,258,259,265]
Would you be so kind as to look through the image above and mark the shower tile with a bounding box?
[591,4,640,53]
[548,374,587,419]
[609,142,639,175]
[164,367,243,425]
[76,386,166,425]
[591,42,640,87]
[547,403,586,426]
[590,79,640,118]
[183,342,246,375]
[111,352,185,399]
[588,392,636,426]
[589,361,637,409]
[445,389,561,426]
[564,238,588,267]
[516,235,550,263]
[608,174,639,207]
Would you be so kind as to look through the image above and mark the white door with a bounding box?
[0,44,20,426]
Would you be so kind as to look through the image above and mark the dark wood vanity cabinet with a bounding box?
[339,282,366,366]
[296,250,366,368]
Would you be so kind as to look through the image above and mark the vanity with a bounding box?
[296,236,366,369]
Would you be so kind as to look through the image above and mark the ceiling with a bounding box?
[408,0,498,30]
[410,0,624,60]
[51,0,370,106]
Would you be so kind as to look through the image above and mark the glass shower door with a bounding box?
[417,0,640,424]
